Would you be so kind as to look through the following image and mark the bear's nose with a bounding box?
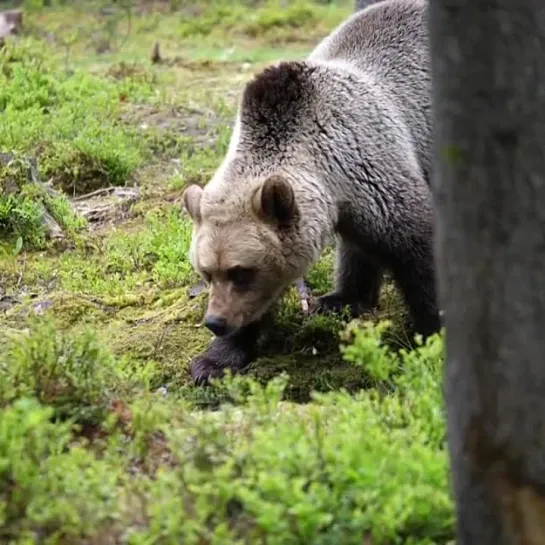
[204,315,229,336]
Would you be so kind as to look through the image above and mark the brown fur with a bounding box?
[185,169,313,334]
[183,0,439,385]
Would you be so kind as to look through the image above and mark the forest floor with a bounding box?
[0,2,453,543]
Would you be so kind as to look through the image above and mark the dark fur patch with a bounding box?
[240,62,315,143]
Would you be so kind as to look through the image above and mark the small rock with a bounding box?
[33,300,53,316]
[188,280,207,298]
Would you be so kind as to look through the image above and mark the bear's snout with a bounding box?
[204,314,232,336]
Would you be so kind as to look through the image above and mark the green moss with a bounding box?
[248,353,372,403]
[107,296,209,386]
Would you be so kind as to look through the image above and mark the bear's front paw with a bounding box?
[190,338,253,387]
[314,292,371,318]
[190,354,228,387]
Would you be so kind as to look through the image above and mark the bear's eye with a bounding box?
[227,266,256,289]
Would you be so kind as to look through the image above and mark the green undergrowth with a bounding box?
[25,0,352,53]
[176,0,352,43]
[0,39,153,196]
[0,204,413,403]
[0,154,87,250]
[0,203,197,295]
[0,316,453,545]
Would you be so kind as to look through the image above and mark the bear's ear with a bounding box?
[252,175,296,227]
[182,184,203,223]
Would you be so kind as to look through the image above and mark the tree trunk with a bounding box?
[429,0,545,544]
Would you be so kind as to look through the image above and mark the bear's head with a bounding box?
[182,174,311,336]
[181,61,332,336]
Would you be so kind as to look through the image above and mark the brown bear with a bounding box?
[183,0,440,385]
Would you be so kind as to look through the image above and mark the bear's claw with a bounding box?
[190,355,229,387]
[190,336,255,387]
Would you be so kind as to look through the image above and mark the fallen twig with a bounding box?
[72,186,116,202]
[0,153,80,243]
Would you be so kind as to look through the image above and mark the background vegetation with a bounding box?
[0,1,453,543]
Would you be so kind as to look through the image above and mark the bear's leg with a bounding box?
[315,240,382,318]
[190,319,263,386]
[390,243,441,341]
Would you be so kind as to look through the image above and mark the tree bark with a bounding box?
[429,0,545,544]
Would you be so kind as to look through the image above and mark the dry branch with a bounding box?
[0,153,78,243]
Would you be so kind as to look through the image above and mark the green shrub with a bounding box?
[0,192,46,249]
[243,1,319,36]
[176,0,349,42]
[0,319,123,427]
[128,323,453,545]
[0,318,452,544]
[0,398,121,544]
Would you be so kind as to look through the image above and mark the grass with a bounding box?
[0,39,152,195]
[0,1,454,543]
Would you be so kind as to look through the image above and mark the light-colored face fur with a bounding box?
[181,60,340,335]
[183,173,311,334]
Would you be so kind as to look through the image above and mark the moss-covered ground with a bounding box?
[0,1,454,543]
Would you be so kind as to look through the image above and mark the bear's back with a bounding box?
[308,0,428,85]
[308,0,432,182]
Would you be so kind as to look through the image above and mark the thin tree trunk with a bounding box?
[429,0,545,543]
